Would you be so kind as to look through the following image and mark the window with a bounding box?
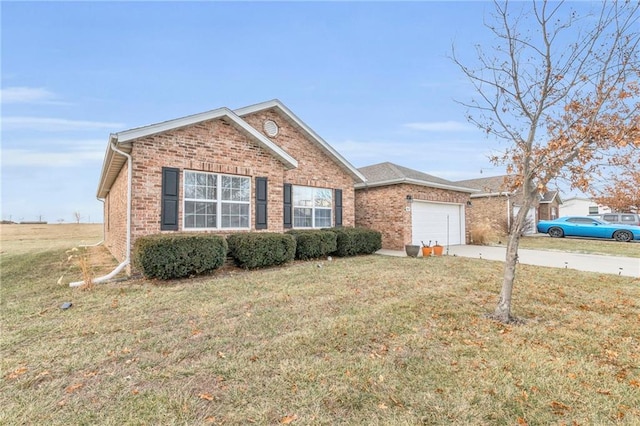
[184,171,250,229]
[551,207,557,219]
[588,206,599,215]
[293,186,332,228]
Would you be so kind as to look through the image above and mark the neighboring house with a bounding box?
[355,162,476,250]
[455,175,562,235]
[561,197,611,216]
[538,190,563,221]
[98,99,365,268]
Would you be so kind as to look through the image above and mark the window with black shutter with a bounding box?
[334,188,343,227]
[161,167,180,230]
[255,177,268,229]
[283,183,292,228]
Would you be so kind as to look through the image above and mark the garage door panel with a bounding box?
[411,201,463,246]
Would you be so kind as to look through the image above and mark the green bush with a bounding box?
[132,234,227,280]
[329,227,382,257]
[227,233,296,269]
[287,230,338,260]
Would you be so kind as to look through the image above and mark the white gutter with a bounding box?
[70,138,131,287]
[355,177,478,194]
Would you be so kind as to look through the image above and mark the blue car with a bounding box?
[536,216,640,242]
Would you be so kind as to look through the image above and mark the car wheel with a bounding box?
[613,230,632,242]
[548,227,564,238]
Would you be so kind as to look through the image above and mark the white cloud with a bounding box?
[2,117,124,131]
[2,140,106,167]
[1,87,58,104]
[3,149,104,167]
[403,121,475,132]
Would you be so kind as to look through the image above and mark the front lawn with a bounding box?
[2,227,639,424]
[514,235,640,258]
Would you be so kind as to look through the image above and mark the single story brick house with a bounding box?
[355,162,477,250]
[97,99,365,273]
[455,175,562,236]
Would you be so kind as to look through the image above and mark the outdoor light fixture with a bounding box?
[406,195,413,203]
[467,200,472,206]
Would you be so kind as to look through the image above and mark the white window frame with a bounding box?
[292,185,333,229]
[183,170,251,230]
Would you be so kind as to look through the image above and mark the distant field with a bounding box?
[0,224,103,256]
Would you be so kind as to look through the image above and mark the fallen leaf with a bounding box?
[205,417,216,423]
[199,393,214,401]
[629,379,640,388]
[596,389,611,395]
[280,414,297,424]
[377,403,388,410]
[550,400,571,414]
[132,389,139,395]
[7,366,28,379]
[66,383,84,393]
[517,417,528,425]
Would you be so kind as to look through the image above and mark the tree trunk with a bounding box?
[494,230,521,322]
[493,197,531,322]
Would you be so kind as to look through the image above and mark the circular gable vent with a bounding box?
[263,120,279,137]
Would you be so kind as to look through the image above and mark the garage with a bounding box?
[412,201,465,246]
[513,205,537,235]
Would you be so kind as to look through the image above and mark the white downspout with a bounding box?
[70,139,132,287]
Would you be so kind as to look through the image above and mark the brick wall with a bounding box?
[467,195,510,235]
[355,183,471,250]
[103,111,357,264]
[104,161,128,263]
[242,109,356,225]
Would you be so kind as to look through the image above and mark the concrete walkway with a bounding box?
[377,245,640,278]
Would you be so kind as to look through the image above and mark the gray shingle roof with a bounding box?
[455,175,514,194]
[357,162,477,193]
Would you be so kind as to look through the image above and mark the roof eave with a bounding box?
[355,178,478,193]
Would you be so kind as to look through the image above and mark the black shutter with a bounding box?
[283,183,292,228]
[161,167,180,231]
[256,177,268,230]
[334,188,343,227]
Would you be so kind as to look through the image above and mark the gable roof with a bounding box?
[540,190,563,204]
[456,175,561,203]
[97,100,364,198]
[356,162,477,193]
[455,175,514,196]
[234,99,365,183]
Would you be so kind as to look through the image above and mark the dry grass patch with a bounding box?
[2,243,640,425]
[517,235,640,258]
[0,223,103,256]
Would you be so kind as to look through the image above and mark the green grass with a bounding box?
[2,227,640,425]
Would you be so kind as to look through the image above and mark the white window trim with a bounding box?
[183,170,251,231]
[292,185,333,229]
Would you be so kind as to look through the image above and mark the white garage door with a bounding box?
[513,206,537,235]
[411,201,464,247]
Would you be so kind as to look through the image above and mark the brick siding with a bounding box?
[355,183,471,250]
[103,111,356,266]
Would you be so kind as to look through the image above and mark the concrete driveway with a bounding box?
[377,245,640,278]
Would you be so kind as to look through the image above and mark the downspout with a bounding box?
[70,139,132,287]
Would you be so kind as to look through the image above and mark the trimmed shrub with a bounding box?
[329,227,382,257]
[227,233,296,269]
[287,229,338,260]
[132,233,227,280]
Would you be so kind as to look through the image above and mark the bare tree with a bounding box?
[73,211,82,224]
[454,1,640,322]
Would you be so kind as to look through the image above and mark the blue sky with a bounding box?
[1,1,568,223]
